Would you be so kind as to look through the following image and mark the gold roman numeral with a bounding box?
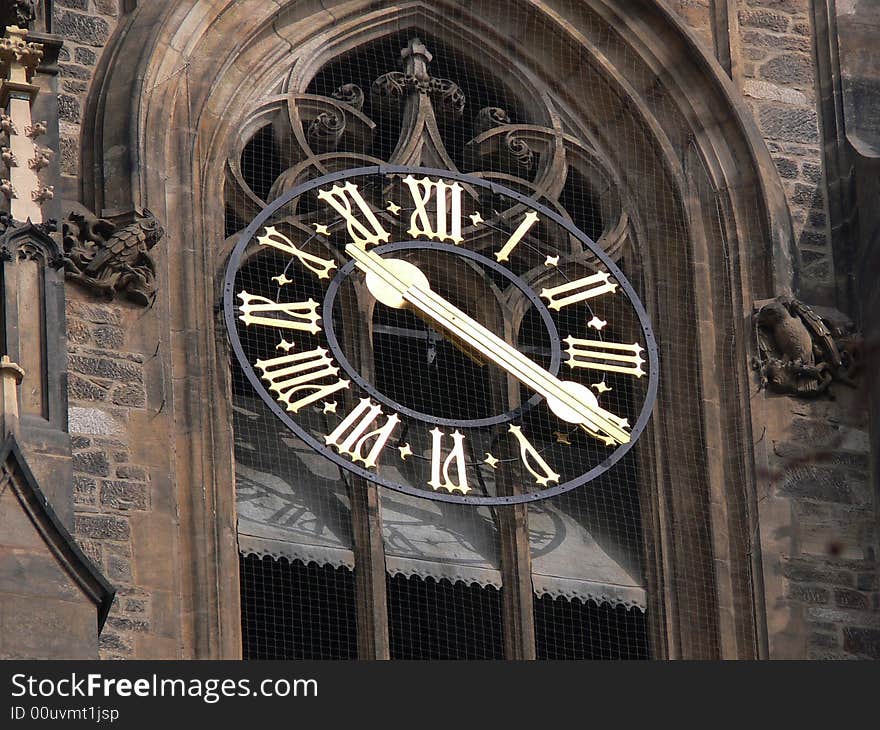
[317,181,390,248]
[540,272,618,310]
[255,347,350,413]
[428,428,470,494]
[494,211,539,262]
[237,292,322,334]
[257,226,337,280]
[403,175,463,244]
[508,425,560,486]
[325,398,400,469]
[564,336,645,377]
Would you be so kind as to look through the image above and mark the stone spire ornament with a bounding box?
[0,25,47,224]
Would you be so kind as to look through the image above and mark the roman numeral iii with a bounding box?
[403,175,463,244]
[325,398,400,469]
[541,272,618,310]
[255,347,350,413]
[317,181,390,248]
[237,291,322,334]
[564,336,646,377]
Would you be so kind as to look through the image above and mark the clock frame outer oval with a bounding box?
[223,165,660,506]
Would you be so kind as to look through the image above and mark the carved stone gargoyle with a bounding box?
[61,207,164,306]
[752,296,861,397]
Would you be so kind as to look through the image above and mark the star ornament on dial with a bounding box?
[224,167,659,505]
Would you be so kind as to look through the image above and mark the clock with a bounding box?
[224,166,658,505]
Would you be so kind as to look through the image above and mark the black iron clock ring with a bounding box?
[224,165,659,505]
[322,240,563,429]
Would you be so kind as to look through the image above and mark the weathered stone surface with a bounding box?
[73,475,98,506]
[73,450,111,477]
[67,301,122,326]
[74,46,98,65]
[60,135,79,176]
[74,514,130,541]
[57,0,90,9]
[68,406,124,436]
[55,11,111,47]
[58,94,81,123]
[69,355,143,383]
[116,465,147,481]
[759,54,815,86]
[107,555,132,583]
[101,480,149,511]
[739,9,790,32]
[94,0,118,16]
[792,182,821,206]
[99,632,132,653]
[106,616,149,633]
[758,103,819,143]
[92,326,125,350]
[124,598,146,613]
[782,559,854,587]
[788,585,829,604]
[742,30,811,53]
[111,383,146,408]
[69,373,109,402]
[63,79,89,94]
[835,589,870,610]
[843,628,880,658]
[773,156,799,178]
[58,62,91,80]
[744,79,807,104]
[779,464,865,504]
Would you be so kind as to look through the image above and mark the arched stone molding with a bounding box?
[80,0,796,658]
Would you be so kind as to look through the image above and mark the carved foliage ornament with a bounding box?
[61,208,165,306]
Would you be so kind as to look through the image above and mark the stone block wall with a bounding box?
[53,0,119,195]
[65,296,155,659]
[671,0,835,304]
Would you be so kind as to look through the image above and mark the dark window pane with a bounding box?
[240,553,358,660]
[387,573,504,660]
[535,594,649,660]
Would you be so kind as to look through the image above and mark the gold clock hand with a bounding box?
[345,244,631,446]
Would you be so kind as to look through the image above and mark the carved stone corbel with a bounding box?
[61,206,165,306]
[752,296,861,397]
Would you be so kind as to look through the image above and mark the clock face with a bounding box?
[224,166,658,505]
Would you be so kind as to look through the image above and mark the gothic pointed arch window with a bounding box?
[82,0,784,661]
[228,22,654,660]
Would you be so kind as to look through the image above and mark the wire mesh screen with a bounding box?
[223,0,770,660]
[534,596,648,660]
[387,575,504,660]
[240,554,358,660]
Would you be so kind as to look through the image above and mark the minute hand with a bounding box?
[346,244,630,446]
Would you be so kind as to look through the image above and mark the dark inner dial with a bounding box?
[325,243,560,427]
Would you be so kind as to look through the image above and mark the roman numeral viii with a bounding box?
[255,347,350,413]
